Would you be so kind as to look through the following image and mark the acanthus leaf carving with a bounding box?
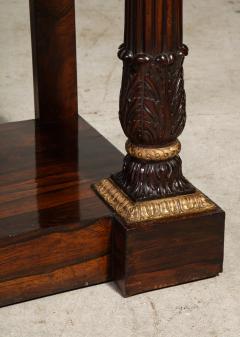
[119,46,188,146]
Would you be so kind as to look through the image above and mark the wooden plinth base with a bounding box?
[0,116,225,305]
[0,117,122,307]
[113,206,225,297]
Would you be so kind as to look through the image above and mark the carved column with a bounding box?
[112,0,194,201]
[95,0,217,222]
[94,0,225,297]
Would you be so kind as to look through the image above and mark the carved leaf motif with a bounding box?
[120,63,164,145]
[119,53,187,146]
[168,66,186,137]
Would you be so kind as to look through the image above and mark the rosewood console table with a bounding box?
[0,0,225,306]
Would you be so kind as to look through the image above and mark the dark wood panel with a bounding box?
[0,255,110,308]
[29,0,78,125]
[0,117,123,307]
[113,208,225,297]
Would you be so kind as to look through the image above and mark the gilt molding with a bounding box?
[126,140,181,161]
[94,179,216,224]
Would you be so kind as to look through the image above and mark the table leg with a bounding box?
[29,0,78,127]
[94,0,225,297]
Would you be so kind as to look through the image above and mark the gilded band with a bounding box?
[125,140,181,161]
[94,179,216,224]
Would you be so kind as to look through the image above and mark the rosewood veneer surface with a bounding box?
[113,209,225,297]
[0,116,122,307]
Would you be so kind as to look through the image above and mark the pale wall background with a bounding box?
[0,0,239,336]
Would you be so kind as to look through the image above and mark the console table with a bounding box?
[0,0,225,306]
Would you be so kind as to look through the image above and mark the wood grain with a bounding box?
[113,208,225,297]
[29,0,78,125]
[0,117,123,307]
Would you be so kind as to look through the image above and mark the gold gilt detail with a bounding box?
[125,140,181,161]
[94,179,216,223]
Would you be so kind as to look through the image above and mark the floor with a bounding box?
[0,0,239,336]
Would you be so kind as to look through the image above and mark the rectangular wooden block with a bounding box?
[0,219,112,307]
[113,207,225,297]
[0,117,123,307]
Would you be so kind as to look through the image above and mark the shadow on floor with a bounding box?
[107,281,122,296]
[0,116,8,124]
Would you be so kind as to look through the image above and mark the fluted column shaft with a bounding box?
[124,0,183,55]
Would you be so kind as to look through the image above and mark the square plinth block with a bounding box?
[0,117,123,307]
[113,207,225,297]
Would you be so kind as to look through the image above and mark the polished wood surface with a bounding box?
[113,208,225,297]
[30,0,78,125]
[0,0,225,304]
[0,117,123,307]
